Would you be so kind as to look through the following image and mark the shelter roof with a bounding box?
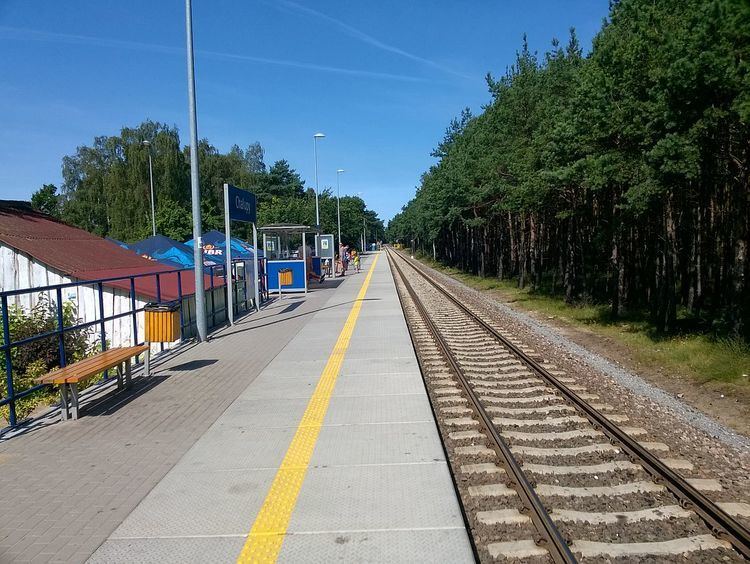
[258,223,320,233]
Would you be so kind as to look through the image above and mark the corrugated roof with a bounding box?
[0,201,223,299]
[0,201,170,277]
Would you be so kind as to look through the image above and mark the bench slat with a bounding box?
[37,345,149,385]
[44,347,147,384]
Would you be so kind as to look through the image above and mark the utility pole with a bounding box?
[185,0,207,341]
[336,169,344,277]
[142,140,156,237]
[313,133,325,227]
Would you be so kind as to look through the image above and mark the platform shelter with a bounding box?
[259,223,322,294]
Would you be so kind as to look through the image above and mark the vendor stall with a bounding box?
[127,234,223,271]
[259,223,322,295]
[186,228,264,313]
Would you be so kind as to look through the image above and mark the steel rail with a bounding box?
[390,247,750,560]
[389,259,482,564]
[387,249,576,564]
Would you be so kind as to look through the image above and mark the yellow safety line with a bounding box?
[237,254,381,563]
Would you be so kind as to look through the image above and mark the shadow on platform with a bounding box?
[215,297,381,340]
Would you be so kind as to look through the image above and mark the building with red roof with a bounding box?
[0,200,225,346]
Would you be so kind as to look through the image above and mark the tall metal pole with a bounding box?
[313,133,324,227]
[223,184,233,326]
[185,0,207,341]
[314,138,320,226]
[253,223,260,312]
[302,232,307,295]
[147,151,156,236]
[143,140,156,237]
[336,169,344,266]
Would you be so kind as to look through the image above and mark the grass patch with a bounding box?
[416,253,750,386]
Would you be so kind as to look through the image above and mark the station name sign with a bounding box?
[227,184,257,223]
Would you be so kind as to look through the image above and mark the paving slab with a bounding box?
[86,253,473,563]
[83,537,245,564]
[322,394,435,425]
[278,529,472,564]
[285,463,464,532]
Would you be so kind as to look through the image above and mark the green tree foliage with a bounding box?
[388,0,750,338]
[47,119,383,250]
[30,184,61,217]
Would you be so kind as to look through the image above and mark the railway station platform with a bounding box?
[0,251,473,563]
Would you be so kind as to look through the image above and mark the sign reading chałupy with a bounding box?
[227,184,257,223]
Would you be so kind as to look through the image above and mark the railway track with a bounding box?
[386,247,750,563]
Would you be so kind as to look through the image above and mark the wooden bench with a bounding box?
[37,345,150,421]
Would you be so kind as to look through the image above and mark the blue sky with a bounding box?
[0,1,609,222]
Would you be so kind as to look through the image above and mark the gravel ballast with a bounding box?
[390,249,750,562]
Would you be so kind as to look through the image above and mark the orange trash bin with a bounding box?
[144,302,181,342]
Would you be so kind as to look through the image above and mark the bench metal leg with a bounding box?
[59,385,70,421]
[143,348,151,377]
[116,363,124,390]
[125,359,132,389]
[69,383,80,420]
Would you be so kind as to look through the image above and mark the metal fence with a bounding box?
[0,260,268,427]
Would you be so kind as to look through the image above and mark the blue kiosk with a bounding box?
[259,223,322,295]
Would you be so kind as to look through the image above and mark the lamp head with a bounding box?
[142,140,151,146]
[337,169,345,173]
[313,133,325,139]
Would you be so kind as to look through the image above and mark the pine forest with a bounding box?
[387,0,750,339]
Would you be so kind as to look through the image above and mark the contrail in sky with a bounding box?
[0,26,429,83]
[271,0,473,81]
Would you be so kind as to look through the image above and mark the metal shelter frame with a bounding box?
[258,224,321,295]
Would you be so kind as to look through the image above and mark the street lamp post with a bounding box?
[185,0,207,341]
[313,133,325,227]
[142,140,156,237]
[336,168,344,257]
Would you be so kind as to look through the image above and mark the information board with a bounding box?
[223,183,259,324]
[226,184,256,223]
[316,234,335,259]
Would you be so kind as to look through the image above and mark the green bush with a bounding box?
[1,295,93,422]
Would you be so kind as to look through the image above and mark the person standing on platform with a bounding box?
[342,246,350,274]
[352,248,360,273]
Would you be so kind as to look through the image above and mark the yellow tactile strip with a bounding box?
[237,254,380,563]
